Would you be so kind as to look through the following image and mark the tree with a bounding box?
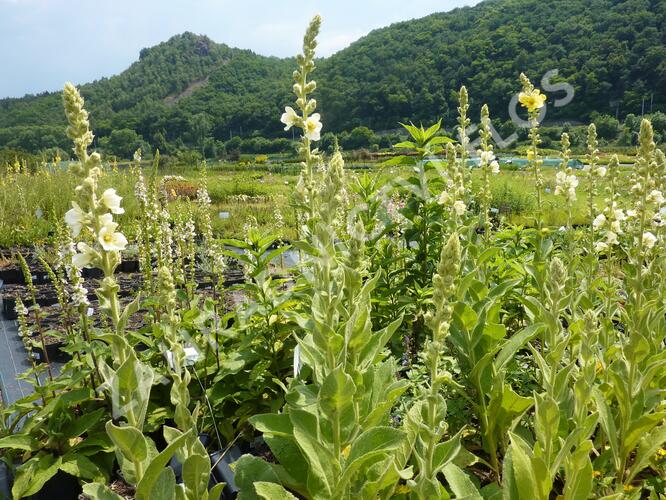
[591,113,620,140]
[103,129,146,159]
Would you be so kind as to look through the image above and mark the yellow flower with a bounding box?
[342,444,351,458]
[519,89,547,113]
[623,484,635,492]
[592,470,602,478]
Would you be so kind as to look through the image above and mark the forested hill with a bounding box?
[1,0,664,155]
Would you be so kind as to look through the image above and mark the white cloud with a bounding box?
[317,30,366,56]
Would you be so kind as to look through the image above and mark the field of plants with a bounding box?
[0,15,665,500]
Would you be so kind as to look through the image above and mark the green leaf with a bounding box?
[339,427,405,489]
[563,440,593,500]
[106,421,148,464]
[12,454,62,499]
[81,482,124,500]
[0,434,38,451]
[60,453,105,482]
[290,407,334,495]
[62,407,106,439]
[254,482,298,500]
[592,388,620,470]
[135,428,192,500]
[182,454,210,500]
[493,324,542,373]
[234,454,282,500]
[626,423,666,482]
[443,463,482,499]
[432,431,462,473]
[144,467,177,500]
[319,367,355,441]
[508,433,542,500]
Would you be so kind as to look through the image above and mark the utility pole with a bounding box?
[650,93,654,114]
[641,96,645,116]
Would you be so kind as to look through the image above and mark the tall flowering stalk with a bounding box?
[554,132,578,231]
[584,124,605,258]
[456,86,472,191]
[477,104,500,239]
[411,232,462,498]
[62,83,128,332]
[519,73,546,232]
[628,119,660,311]
[281,15,322,224]
[17,253,54,383]
[439,142,467,231]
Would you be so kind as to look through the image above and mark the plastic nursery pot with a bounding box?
[32,337,70,364]
[118,260,140,273]
[209,444,243,498]
[25,469,82,500]
[2,296,18,320]
[168,434,244,498]
[81,268,104,279]
[0,268,23,285]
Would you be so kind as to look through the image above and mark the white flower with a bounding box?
[642,231,657,250]
[610,220,622,234]
[595,166,607,177]
[65,203,87,237]
[626,209,637,218]
[594,241,609,253]
[98,219,128,251]
[71,283,89,308]
[490,160,500,174]
[614,209,626,222]
[304,113,322,141]
[438,191,452,205]
[648,189,665,205]
[592,213,606,230]
[453,200,466,216]
[606,231,619,245]
[100,188,125,214]
[280,106,299,131]
[72,242,97,268]
[555,171,579,201]
[478,150,495,164]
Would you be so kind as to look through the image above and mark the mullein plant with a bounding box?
[235,16,416,499]
[409,233,464,499]
[16,253,54,382]
[583,124,605,261]
[518,73,546,234]
[476,104,500,240]
[504,259,597,500]
[61,84,175,494]
[456,86,472,192]
[281,14,323,227]
[590,119,666,494]
[152,266,223,500]
[554,133,578,232]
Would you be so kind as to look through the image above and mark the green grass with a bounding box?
[0,158,633,247]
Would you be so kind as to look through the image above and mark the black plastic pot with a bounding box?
[0,268,22,285]
[167,434,242,498]
[210,445,243,498]
[33,339,70,364]
[26,470,81,499]
[82,268,104,279]
[119,260,140,273]
[2,297,17,320]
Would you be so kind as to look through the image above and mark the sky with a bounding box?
[0,0,480,98]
